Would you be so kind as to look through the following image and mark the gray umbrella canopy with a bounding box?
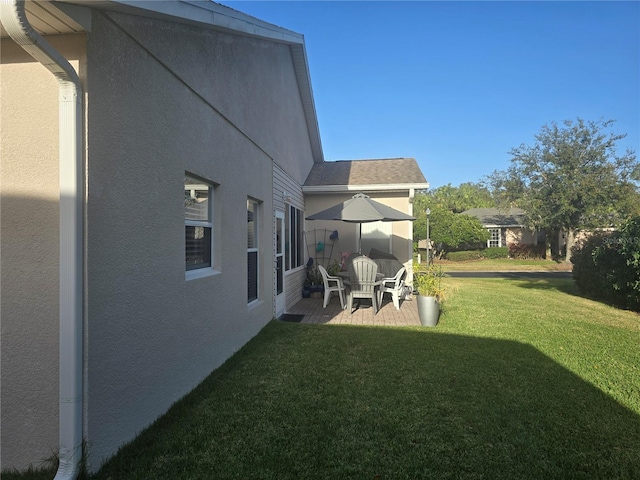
[306,193,416,223]
[306,193,415,253]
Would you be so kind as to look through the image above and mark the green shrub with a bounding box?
[509,243,546,259]
[412,263,448,299]
[570,232,619,303]
[618,218,640,311]
[571,217,640,311]
[446,250,483,262]
[483,247,509,259]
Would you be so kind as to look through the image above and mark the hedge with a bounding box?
[445,247,508,262]
[570,217,640,312]
[508,243,546,260]
[483,247,509,259]
[446,250,483,262]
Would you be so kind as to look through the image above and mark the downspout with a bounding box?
[0,1,83,479]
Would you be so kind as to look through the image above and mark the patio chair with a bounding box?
[318,265,346,309]
[347,256,380,314]
[377,266,406,310]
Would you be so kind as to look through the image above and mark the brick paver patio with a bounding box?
[286,291,421,327]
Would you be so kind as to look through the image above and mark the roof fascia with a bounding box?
[59,0,325,163]
[481,224,525,228]
[303,183,430,194]
[59,0,302,43]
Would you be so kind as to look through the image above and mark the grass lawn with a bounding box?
[435,258,573,272]
[6,279,639,480]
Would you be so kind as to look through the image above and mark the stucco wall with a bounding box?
[1,35,86,471]
[506,227,536,246]
[83,11,315,470]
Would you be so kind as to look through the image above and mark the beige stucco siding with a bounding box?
[1,35,87,471]
[506,227,536,246]
[83,11,314,470]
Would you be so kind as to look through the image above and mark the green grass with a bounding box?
[7,278,640,479]
[435,257,572,272]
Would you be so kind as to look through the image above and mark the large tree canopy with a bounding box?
[487,118,639,261]
[428,182,494,213]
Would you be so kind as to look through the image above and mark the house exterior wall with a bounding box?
[0,34,87,471]
[505,227,536,246]
[273,163,307,312]
[83,11,315,471]
[1,8,316,472]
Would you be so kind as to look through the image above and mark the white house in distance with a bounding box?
[1,0,428,475]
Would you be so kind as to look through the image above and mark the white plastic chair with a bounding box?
[347,256,380,314]
[318,265,346,309]
[377,266,406,310]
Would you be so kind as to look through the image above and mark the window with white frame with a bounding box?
[247,199,259,303]
[361,221,392,254]
[185,175,213,272]
[285,205,304,271]
[488,228,501,248]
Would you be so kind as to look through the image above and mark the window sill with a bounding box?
[248,299,262,311]
[185,267,220,281]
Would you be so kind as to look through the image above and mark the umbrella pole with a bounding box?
[358,223,362,254]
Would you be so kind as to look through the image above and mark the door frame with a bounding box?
[275,210,285,317]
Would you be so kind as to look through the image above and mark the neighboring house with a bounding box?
[1,0,323,473]
[303,158,429,283]
[461,208,540,248]
[1,1,430,475]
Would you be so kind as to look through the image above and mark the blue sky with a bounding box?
[221,1,639,189]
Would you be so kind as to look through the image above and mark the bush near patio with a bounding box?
[509,242,545,260]
[571,216,640,311]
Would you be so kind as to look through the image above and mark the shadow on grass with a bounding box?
[514,278,638,312]
[89,322,640,480]
[513,277,586,297]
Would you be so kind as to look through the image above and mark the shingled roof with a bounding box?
[303,158,428,191]
[461,208,527,227]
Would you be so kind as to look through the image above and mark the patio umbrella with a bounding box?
[305,193,415,253]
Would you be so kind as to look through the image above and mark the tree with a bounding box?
[414,194,489,257]
[488,118,639,262]
[428,182,494,213]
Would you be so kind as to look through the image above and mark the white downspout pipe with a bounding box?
[0,1,83,479]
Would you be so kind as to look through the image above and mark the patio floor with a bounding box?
[285,291,421,327]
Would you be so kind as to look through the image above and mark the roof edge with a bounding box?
[303,183,430,194]
[59,0,304,44]
[58,0,324,163]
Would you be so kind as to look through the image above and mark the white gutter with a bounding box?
[0,1,83,479]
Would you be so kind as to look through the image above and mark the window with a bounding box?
[285,205,304,271]
[185,175,212,272]
[361,221,391,254]
[247,199,259,303]
[488,228,501,248]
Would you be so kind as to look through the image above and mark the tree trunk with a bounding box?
[565,228,575,263]
[545,231,552,260]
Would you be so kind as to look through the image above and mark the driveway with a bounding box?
[447,271,573,279]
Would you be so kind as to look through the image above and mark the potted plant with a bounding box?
[326,259,341,277]
[305,265,324,296]
[412,262,447,327]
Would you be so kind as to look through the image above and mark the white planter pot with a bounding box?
[417,295,440,327]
